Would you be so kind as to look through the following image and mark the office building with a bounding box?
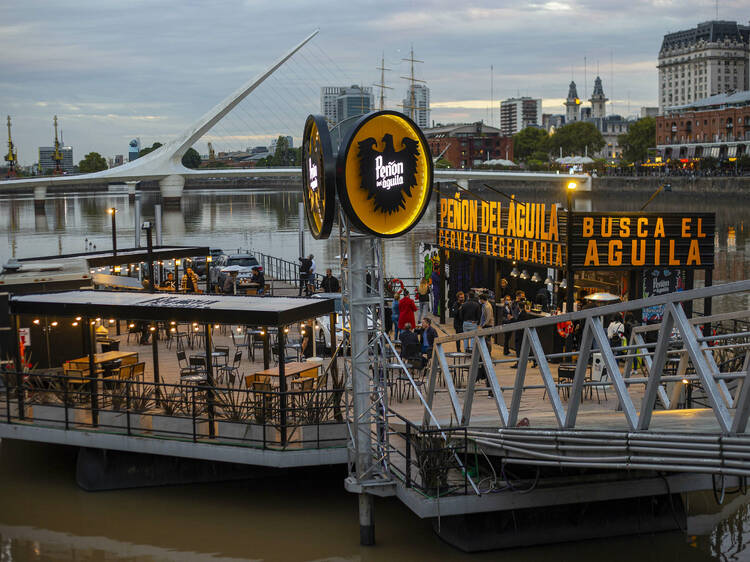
[38,146,74,173]
[658,20,750,113]
[499,97,542,135]
[320,85,374,126]
[402,84,430,129]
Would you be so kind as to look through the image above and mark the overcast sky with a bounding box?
[2,0,749,165]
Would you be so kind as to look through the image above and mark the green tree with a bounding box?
[270,136,291,166]
[434,157,452,169]
[546,121,604,157]
[78,152,108,173]
[618,117,655,163]
[138,142,163,158]
[181,147,202,169]
[513,127,549,162]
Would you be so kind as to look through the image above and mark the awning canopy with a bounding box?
[10,290,335,327]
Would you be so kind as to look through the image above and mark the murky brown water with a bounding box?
[0,187,749,559]
[0,440,747,561]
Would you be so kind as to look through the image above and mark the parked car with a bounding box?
[189,248,223,279]
[215,253,260,289]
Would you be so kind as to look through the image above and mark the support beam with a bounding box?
[159,174,184,207]
[33,185,46,211]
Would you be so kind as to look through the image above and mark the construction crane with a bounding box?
[4,116,17,177]
[207,142,216,161]
[52,115,64,175]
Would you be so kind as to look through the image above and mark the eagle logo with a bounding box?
[357,133,420,214]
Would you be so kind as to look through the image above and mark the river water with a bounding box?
[0,187,748,560]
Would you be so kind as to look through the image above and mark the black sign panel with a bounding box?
[569,212,714,270]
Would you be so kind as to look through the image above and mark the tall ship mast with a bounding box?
[400,45,424,121]
[5,116,18,177]
[52,115,64,175]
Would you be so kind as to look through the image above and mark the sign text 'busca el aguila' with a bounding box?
[569,212,715,269]
[301,115,336,239]
[337,111,433,238]
[438,188,565,268]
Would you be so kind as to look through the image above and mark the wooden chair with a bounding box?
[117,364,135,380]
[131,362,146,382]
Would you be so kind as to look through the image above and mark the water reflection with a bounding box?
[0,440,746,561]
[0,187,748,288]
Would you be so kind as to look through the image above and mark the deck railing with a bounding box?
[424,279,750,437]
[0,372,348,450]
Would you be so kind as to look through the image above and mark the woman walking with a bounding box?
[398,290,417,334]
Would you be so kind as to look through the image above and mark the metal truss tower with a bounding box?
[338,213,394,544]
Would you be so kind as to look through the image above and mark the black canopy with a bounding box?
[10,290,335,327]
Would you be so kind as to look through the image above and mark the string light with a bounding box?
[128,323,135,328]
[109,319,115,324]
[32,319,40,325]
[50,321,58,327]
[75,317,82,321]
[149,326,156,332]
[72,321,79,327]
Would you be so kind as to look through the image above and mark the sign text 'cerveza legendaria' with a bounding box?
[438,190,565,268]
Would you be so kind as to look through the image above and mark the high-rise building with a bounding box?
[499,97,542,135]
[658,20,750,114]
[38,146,73,173]
[336,85,373,124]
[565,81,582,123]
[320,85,374,126]
[402,84,430,129]
[128,138,141,162]
[320,87,342,126]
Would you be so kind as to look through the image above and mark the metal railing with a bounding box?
[0,372,347,450]
[250,250,325,291]
[424,279,750,437]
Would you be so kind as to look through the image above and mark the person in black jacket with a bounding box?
[450,291,465,352]
[460,291,482,352]
[320,269,340,292]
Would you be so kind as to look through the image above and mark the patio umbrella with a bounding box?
[584,292,621,302]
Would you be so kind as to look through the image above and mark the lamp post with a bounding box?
[142,221,155,293]
[107,207,117,257]
[565,181,577,314]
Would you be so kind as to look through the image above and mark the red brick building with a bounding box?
[656,91,750,160]
[423,122,514,168]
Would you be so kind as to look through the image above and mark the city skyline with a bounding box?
[2,0,749,165]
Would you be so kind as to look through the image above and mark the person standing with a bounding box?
[450,291,465,352]
[479,293,495,351]
[418,317,438,359]
[320,269,340,292]
[500,295,514,355]
[308,254,316,292]
[397,290,417,333]
[417,277,430,323]
[460,291,481,352]
[392,294,401,341]
[430,269,440,315]
[298,255,312,296]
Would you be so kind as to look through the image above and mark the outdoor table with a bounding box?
[64,351,138,374]
[254,361,322,387]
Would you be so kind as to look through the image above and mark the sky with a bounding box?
[2,0,749,166]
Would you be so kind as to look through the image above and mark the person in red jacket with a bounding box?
[398,289,417,331]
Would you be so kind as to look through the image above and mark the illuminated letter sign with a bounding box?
[301,114,336,239]
[569,212,714,269]
[337,111,433,237]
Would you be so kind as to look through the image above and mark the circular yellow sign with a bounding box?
[337,111,433,238]
[301,114,336,239]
